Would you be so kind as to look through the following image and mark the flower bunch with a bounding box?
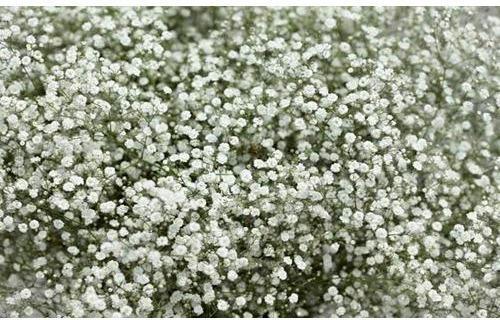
[0,7,499,317]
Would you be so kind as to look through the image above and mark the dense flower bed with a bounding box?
[0,7,498,317]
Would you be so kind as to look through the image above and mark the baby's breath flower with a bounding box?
[0,6,498,318]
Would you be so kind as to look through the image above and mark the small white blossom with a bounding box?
[0,7,497,318]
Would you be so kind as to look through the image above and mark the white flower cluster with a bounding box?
[0,6,499,318]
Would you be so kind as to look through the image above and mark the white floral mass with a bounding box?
[0,6,499,318]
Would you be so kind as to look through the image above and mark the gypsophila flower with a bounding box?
[0,6,498,318]
[19,289,31,299]
[217,299,230,311]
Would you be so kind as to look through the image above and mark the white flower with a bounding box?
[217,299,229,311]
[288,293,298,303]
[19,289,31,299]
[344,132,356,144]
[15,179,28,190]
[0,6,497,318]
[53,219,64,230]
[99,201,116,214]
[227,270,238,281]
[239,169,252,183]
[264,294,275,305]
[173,244,188,256]
[375,228,387,239]
[229,296,244,309]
